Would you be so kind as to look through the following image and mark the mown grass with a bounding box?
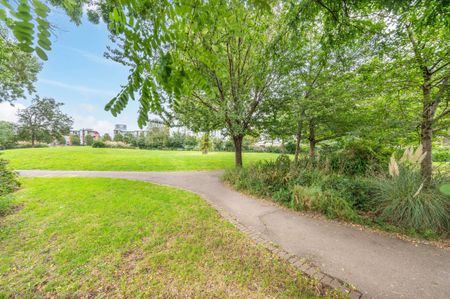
[1,147,280,171]
[0,178,335,298]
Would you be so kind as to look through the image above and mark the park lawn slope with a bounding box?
[0,178,330,298]
[1,147,280,171]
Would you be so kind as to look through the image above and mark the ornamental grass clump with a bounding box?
[374,145,449,233]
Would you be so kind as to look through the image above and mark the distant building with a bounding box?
[113,124,145,137]
[113,124,127,135]
[69,129,100,145]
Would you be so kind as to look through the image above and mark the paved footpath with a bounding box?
[19,170,450,299]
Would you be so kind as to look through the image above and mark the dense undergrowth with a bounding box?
[223,144,450,240]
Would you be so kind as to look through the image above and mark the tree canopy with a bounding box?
[17,97,73,146]
[87,0,449,177]
[0,26,41,104]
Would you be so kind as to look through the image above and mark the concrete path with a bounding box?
[19,170,450,299]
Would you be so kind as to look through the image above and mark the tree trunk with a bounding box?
[294,120,303,163]
[420,82,434,185]
[233,135,244,168]
[308,122,316,159]
[407,26,435,186]
[31,132,36,148]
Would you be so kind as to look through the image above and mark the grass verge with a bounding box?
[0,177,336,298]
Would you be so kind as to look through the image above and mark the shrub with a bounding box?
[372,147,450,233]
[104,141,132,148]
[324,140,392,176]
[291,185,359,221]
[92,141,106,148]
[0,158,20,216]
[433,147,449,162]
[223,155,361,222]
[0,121,17,149]
[0,159,19,197]
[224,144,449,237]
[320,175,375,210]
[14,141,48,148]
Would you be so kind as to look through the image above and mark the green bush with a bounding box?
[0,159,20,197]
[0,158,20,216]
[104,141,132,149]
[92,141,106,148]
[373,166,449,233]
[433,147,449,162]
[14,141,48,148]
[223,155,361,222]
[0,121,17,149]
[223,144,449,238]
[320,175,375,210]
[324,140,392,176]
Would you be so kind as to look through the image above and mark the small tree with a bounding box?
[103,0,286,167]
[200,133,211,155]
[70,134,80,146]
[145,126,170,149]
[102,133,112,142]
[113,133,124,142]
[123,133,135,144]
[85,134,94,146]
[17,97,73,147]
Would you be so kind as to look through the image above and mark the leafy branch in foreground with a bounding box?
[0,0,87,60]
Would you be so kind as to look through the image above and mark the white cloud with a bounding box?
[80,103,96,113]
[40,78,115,97]
[72,114,114,135]
[0,102,26,123]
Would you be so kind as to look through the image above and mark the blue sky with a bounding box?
[0,8,141,134]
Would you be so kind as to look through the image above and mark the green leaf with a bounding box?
[35,46,48,60]
[0,8,6,21]
[33,0,49,18]
[38,38,51,51]
[18,43,34,53]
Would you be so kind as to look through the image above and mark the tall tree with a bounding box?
[287,0,449,182]
[376,2,450,184]
[17,97,73,146]
[103,0,286,167]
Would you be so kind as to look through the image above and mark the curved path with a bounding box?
[19,170,450,299]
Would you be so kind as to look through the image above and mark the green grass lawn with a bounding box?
[0,178,331,298]
[1,147,280,171]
